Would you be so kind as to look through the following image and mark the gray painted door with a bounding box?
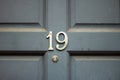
[0,0,120,80]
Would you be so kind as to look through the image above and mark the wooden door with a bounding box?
[0,0,46,80]
[67,0,120,80]
[0,0,120,80]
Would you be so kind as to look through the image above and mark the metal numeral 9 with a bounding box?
[47,31,68,51]
[56,31,68,50]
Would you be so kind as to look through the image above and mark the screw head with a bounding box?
[52,55,59,63]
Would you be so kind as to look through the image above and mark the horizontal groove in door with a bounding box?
[0,51,46,56]
[68,51,120,56]
[0,23,47,32]
[0,56,42,61]
[75,23,120,25]
[0,27,47,32]
[0,23,41,27]
[68,23,120,32]
[73,56,120,61]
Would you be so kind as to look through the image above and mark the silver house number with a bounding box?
[47,31,68,51]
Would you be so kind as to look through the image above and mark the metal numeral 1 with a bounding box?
[46,31,54,50]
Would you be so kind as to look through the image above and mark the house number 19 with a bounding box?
[47,31,68,51]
